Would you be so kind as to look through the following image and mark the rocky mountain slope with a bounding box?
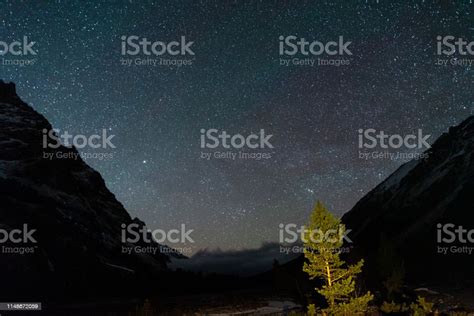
[342,115,474,286]
[0,81,169,301]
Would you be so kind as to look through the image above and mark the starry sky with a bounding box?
[1,0,472,253]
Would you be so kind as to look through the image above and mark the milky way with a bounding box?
[1,1,472,252]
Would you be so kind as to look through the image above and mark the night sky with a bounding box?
[1,0,472,253]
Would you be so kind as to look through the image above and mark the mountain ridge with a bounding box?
[342,114,474,285]
[0,80,169,300]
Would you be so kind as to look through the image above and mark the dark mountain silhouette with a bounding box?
[0,81,170,301]
[342,115,474,286]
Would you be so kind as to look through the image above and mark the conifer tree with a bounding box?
[303,201,373,315]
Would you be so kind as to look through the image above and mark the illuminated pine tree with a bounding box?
[303,201,373,315]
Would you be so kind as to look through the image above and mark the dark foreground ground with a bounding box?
[2,289,302,316]
[2,285,473,316]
